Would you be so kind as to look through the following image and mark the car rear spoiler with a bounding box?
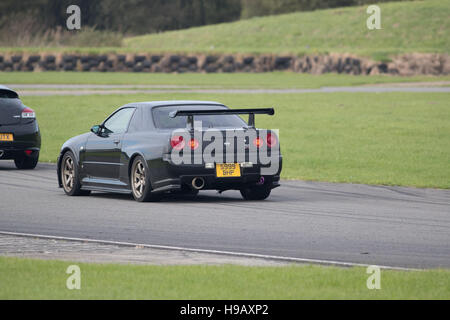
[169,108,275,128]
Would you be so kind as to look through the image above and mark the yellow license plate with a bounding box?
[216,163,241,177]
[0,133,13,142]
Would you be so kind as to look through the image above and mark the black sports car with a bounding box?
[57,101,282,202]
[0,85,41,169]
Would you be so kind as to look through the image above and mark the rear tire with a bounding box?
[130,156,162,202]
[61,151,90,196]
[14,153,39,169]
[240,185,272,200]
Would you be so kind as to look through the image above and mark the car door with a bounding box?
[83,107,135,181]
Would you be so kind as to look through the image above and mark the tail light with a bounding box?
[253,137,264,148]
[189,138,199,150]
[170,135,185,150]
[21,107,36,119]
[266,132,278,148]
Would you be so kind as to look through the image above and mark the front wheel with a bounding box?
[130,156,161,202]
[61,151,90,196]
[240,185,272,200]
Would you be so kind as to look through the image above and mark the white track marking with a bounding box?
[0,230,419,271]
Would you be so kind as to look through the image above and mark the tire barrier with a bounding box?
[0,53,448,75]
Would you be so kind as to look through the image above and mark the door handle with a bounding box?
[113,139,120,144]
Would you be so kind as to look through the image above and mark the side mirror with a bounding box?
[91,125,101,135]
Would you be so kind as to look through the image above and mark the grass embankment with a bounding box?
[124,0,450,59]
[1,72,450,88]
[21,91,450,189]
[0,257,449,299]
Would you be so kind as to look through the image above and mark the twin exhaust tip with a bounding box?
[191,177,205,190]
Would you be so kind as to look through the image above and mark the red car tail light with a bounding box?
[170,135,185,150]
[21,107,36,119]
[266,132,278,148]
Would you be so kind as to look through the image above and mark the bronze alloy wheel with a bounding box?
[62,156,75,193]
[132,159,146,198]
[130,156,161,202]
[60,151,90,196]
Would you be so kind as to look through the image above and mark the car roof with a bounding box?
[130,100,226,109]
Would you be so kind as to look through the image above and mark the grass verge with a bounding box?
[22,91,450,189]
[0,257,449,299]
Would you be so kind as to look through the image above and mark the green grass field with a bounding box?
[2,72,450,88]
[124,0,450,58]
[1,257,448,299]
[21,90,449,189]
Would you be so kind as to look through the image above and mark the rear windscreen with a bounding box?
[0,89,19,99]
[152,105,247,129]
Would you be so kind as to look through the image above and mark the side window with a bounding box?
[127,107,142,133]
[103,108,135,134]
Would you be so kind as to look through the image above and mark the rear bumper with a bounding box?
[0,122,41,160]
[150,157,282,193]
[0,145,40,160]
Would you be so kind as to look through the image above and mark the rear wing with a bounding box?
[169,108,274,129]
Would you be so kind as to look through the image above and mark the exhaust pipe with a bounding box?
[191,177,205,190]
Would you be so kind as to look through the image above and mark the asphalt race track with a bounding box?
[0,161,449,269]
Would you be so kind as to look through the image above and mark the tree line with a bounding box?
[241,0,413,18]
